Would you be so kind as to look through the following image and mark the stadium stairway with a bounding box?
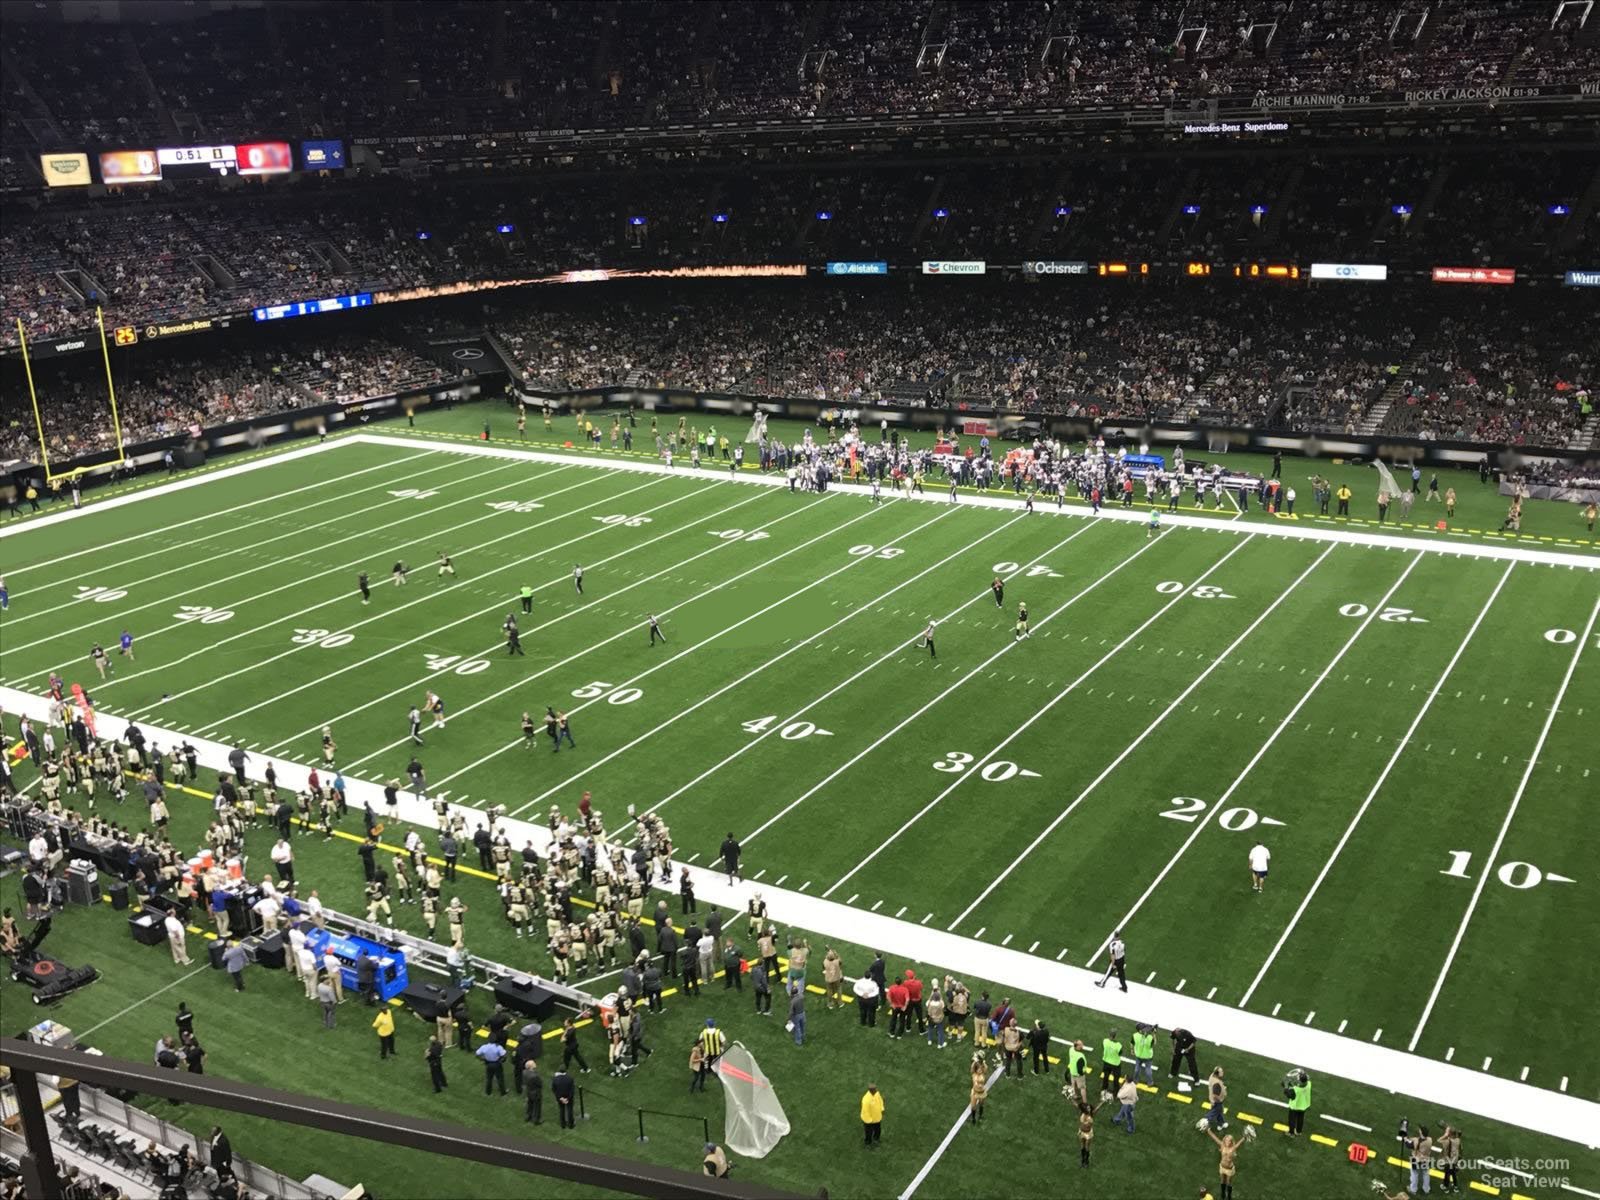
[1567,410,1598,452]
[1358,354,1420,435]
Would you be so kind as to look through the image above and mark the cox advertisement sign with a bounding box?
[922,260,986,275]
[1310,262,1388,282]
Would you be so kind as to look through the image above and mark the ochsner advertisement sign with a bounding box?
[922,260,986,275]
[1310,262,1388,282]
[1023,260,1090,275]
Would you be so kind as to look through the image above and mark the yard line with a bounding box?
[440,500,926,799]
[265,486,792,755]
[751,531,1165,849]
[127,472,665,710]
[1238,562,1514,1006]
[3,451,465,625]
[1408,592,1600,1051]
[0,443,434,576]
[824,536,1253,897]
[605,514,1087,838]
[8,456,537,656]
[78,963,212,1039]
[946,543,1335,931]
[898,1065,1006,1200]
[1321,1114,1372,1132]
[1085,550,1425,967]
[1247,1092,1290,1109]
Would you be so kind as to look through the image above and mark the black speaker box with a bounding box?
[399,980,467,1022]
[494,975,558,1020]
[254,931,286,969]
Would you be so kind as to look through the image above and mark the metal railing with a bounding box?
[0,1041,803,1200]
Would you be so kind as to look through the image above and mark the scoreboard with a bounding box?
[94,140,317,183]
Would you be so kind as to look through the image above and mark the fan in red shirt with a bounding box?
[903,970,926,1034]
[885,978,910,1039]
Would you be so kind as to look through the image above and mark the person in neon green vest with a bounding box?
[1132,1024,1156,1086]
[1286,1070,1311,1136]
[1100,1030,1124,1091]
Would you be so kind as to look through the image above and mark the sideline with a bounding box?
[355,433,1600,570]
[3,685,1595,1152]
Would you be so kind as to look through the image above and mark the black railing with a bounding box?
[0,1041,802,1200]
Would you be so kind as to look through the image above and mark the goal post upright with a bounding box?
[14,316,54,480]
[95,306,127,469]
[13,310,126,483]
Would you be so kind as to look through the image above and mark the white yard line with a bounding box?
[744,530,1168,847]
[825,534,1256,897]
[353,432,1600,572]
[2,451,458,624]
[1407,592,1600,1051]
[609,519,1096,839]
[897,1064,1006,1200]
[6,457,531,654]
[435,498,918,795]
[1084,550,1425,967]
[78,963,212,1039]
[1238,561,1515,1007]
[4,681,1597,1152]
[0,437,369,560]
[121,472,665,710]
[256,486,789,755]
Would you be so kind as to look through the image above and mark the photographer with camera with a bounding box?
[1284,1069,1311,1136]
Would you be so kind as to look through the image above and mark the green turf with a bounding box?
[10,780,1596,1200]
[1,415,1597,1197]
[402,401,1600,551]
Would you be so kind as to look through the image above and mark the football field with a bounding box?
[2,428,1597,1109]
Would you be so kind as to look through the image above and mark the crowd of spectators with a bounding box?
[4,283,1590,469]
[2,147,1590,347]
[1382,301,1595,446]
[484,282,1583,447]
[0,337,443,464]
[2,1,1596,151]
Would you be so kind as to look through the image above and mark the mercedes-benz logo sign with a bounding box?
[451,348,485,361]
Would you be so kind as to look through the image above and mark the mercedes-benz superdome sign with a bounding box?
[1310,263,1389,281]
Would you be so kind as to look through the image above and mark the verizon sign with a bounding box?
[1432,266,1516,285]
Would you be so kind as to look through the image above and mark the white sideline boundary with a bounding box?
[9,430,1596,571]
[351,433,1600,570]
[2,685,1596,1151]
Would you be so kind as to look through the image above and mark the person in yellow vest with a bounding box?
[24,484,39,512]
[1336,483,1352,517]
[698,1018,726,1069]
[1101,1030,1124,1091]
[1131,1024,1156,1085]
[1285,1070,1311,1136]
[860,1083,884,1149]
[372,1007,396,1059]
[1063,1039,1091,1106]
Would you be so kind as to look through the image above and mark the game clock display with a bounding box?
[97,142,294,183]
